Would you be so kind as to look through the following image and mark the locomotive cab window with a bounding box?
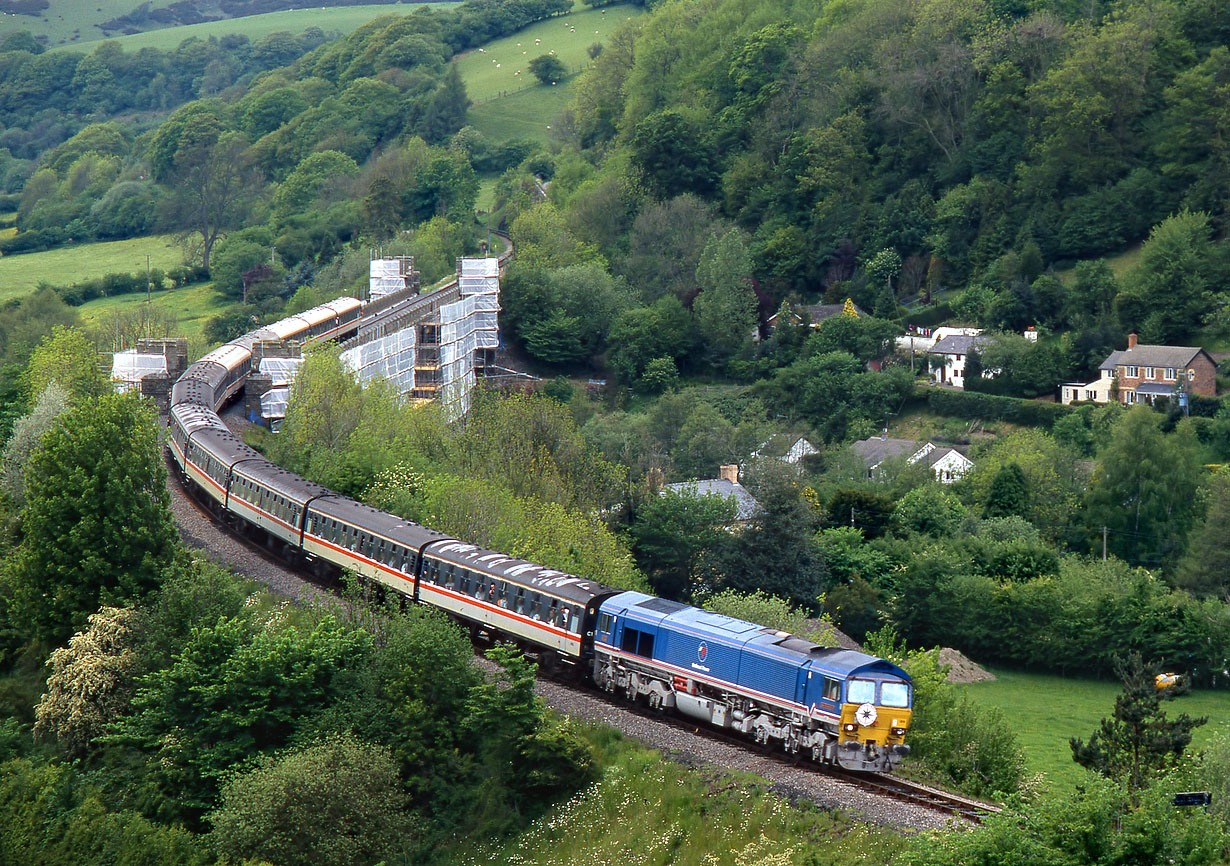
[881,682,910,708]
[848,679,876,705]
[823,677,841,701]
[598,613,613,634]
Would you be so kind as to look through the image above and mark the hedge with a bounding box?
[38,265,210,306]
[921,385,1074,428]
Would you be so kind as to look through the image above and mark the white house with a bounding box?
[927,332,995,389]
[849,436,974,484]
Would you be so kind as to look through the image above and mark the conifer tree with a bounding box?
[983,462,1029,520]
[1071,652,1206,793]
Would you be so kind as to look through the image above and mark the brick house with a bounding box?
[1060,333,1217,405]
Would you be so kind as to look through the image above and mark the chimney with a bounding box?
[1128,332,1138,349]
[719,464,739,484]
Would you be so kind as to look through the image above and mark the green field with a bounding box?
[0,235,185,304]
[4,0,452,49]
[469,80,576,144]
[55,2,454,53]
[77,281,224,348]
[958,667,1230,791]
[1054,243,1143,285]
[455,4,642,103]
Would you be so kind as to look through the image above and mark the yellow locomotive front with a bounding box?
[835,676,912,772]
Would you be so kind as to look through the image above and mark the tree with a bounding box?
[156,120,255,269]
[209,733,414,866]
[22,326,109,407]
[629,109,717,198]
[1175,472,1230,597]
[893,484,968,537]
[1071,653,1207,793]
[114,614,371,820]
[631,488,737,599]
[34,606,141,755]
[693,228,758,361]
[983,462,1029,520]
[7,391,177,644]
[528,54,566,85]
[1,382,69,508]
[1084,408,1202,567]
[1117,211,1216,343]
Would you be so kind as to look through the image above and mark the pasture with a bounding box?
[77,281,223,348]
[0,235,184,304]
[958,667,1230,791]
[55,2,455,53]
[468,81,575,144]
[455,4,642,103]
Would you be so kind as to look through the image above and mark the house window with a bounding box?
[1165,368,1176,380]
[1086,390,1095,401]
[1188,370,1196,381]
[1144,367,1154,379]
[1125,366,1138,378]
[1125,391,1136,403]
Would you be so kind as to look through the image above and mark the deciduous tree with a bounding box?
[7,391,176,643]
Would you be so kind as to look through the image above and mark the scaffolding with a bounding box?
[111,349,167,393]
[340,327,418,392]
[369,256,417,303]
[256,357,304,426]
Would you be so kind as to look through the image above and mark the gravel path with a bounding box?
[162,412,959,834]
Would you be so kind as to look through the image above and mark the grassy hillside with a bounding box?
[469,81,576,144]
[56,2,455,53]
[958,668,1230,791]
[3,0,455,49]
[0,235,184,304]
[77,281,223,347]
[455,5,639,102]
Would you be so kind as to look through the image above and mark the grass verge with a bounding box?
[450,723,908,866]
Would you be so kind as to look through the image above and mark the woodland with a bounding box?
[0,0,1227,860]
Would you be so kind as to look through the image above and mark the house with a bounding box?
[849,436,974,484]
[927,332,995,389]
[662,464,760,522]
[762,299,868,338]
[1060,333,1217,405]
[749,435,819,468]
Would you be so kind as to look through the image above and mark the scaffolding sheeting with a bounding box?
[259,357,303,387]
[261,387,291,421]
[340,327,417,391]
[369,257,415,303]
[111,350,167,393]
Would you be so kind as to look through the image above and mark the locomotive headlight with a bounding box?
[843,723,858,733]
[891,727,907,736]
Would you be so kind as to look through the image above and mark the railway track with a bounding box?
[606,686,1003,823]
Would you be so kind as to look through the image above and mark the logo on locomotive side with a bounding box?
[698,643,708,662]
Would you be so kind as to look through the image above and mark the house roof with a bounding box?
[1106,344,1208,369]
[1099,350,1125,371]
[751,434,819,464]
[920,446,972,469]
[930,334,992,355]
[662,479,760,522]
[805,302,867,323]
[849,437,918,466]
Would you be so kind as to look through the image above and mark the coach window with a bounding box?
[566,606,580,633]
[528,594,542,620]
[823,677,841,702]
[514,587,526,613]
